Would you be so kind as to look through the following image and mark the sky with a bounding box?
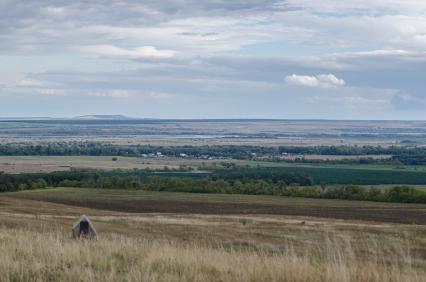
[0,0,425,119]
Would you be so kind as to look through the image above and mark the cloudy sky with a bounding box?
[1,0,425,119]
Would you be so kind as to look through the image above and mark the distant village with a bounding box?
[139,151,296,161]
[140,152,216,160]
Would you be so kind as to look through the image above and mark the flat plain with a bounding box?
[2,155,426,173]
[1,119,426,146]
[1,119,426,281]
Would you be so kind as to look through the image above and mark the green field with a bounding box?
[234,163,426,185]
[265,166,426,184]
[240,159,426,171]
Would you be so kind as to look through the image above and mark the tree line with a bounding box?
[0,169,425,203]
[1,142,426,163]
[0,142,274,159]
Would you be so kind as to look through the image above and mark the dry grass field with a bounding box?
[0,226,424,282]
[0,135,403,147]
[2,155,426,174]
[0,189,425,281]
[0,156,187,174]
[0,156,259,173]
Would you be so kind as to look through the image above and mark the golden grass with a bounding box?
[0,225,424,282]
[0,195,425,281]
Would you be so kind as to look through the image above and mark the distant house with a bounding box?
[72,215,98,240]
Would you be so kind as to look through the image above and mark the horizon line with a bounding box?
[0,116,425,122]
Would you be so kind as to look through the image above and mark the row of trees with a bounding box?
[271,155,426,166]
[1,142,426,164]
[0,169,312,193]
[1,170,425,203]
[0,142,275,159]
[277,145,425,156]
[56,177,426,203]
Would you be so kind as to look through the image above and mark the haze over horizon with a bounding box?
[1,115,426,122]
[1,1,425,119]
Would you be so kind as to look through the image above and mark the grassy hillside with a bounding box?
[0,227,423,282]
[1,188,425,282]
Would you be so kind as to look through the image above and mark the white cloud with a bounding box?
[1,1,425,119]
[90,90,131,98]
[44,6,66,17]
[2,1,426,57]
[392,93,426,110]
[89,90,173,99]
[81,45,177,59]
[36,88,66,96]
[285,74,345,88]
[16,79,46,88]
[139,91,174,99]
[109,90,131,98]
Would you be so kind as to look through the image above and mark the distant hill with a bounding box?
[73,115,133,120]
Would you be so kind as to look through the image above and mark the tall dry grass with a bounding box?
[0,226,423,282]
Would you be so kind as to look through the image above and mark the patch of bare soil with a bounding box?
[23,197,426,225]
